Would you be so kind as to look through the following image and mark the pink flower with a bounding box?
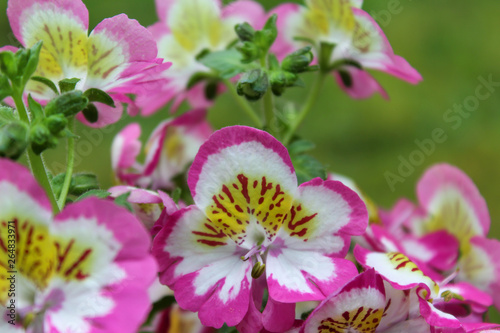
[152,126,368,330]
[134,0,265,115]
[382,164,500,309]
[269,0,422,99]
[0,158,157,332]
[108,186,178,232]
[5,0,170,127]
[111,109,212,190]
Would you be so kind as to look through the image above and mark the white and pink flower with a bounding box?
[382,164,500,309]
[0,159,157,332]
[5,0,170,127]
[270,0,422,99]
[152,126,368,331]
[135,0,265,114]
[111,109,212,190]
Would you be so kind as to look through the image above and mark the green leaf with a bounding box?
[198,49,252,79]
[141,296,177,327]
[186,71,217,89]
[84,88,115,107]
[292,36,316,45]
[291,154,327,185]
[58,78,80,93]
[0,75,12,101]
[27,94,44,120]
[171,187,182,204]
[0,51,17,79]
[31,76,59,95]
[114,192,133,212]
[22,41,43,85]
[70,173,99,195]
[82,103,98,123]
[76,189,111,201]
[288,139,316,155]
[45,90,89,117]
[0,106,17,124]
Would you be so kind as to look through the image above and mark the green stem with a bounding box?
[12,89,60,213]
[260,57,274,130]
[223,79,263,128]
[57,118,75,208]
[283,72,327,145]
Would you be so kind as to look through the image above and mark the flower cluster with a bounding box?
[0,0,498,332]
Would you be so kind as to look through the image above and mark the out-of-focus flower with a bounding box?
[5,0,170,127]
[0,159,157,332]
[153,126,368,331]
[382,164,500,309]
[111,109,212,190]
[270,0,422,99]
[135,0,265,115]
[108,186,177,231]
[354,246,500,331]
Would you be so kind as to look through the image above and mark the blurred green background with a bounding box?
[1,0,500,322]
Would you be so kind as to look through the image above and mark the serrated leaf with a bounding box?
[291,154,327,185]
[31,76,59,95]
[58,78,80,93]
[198,49,253,79]
[84,88,115,107]
[76,189,111,201]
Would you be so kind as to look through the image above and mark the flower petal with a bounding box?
[301,269,386,333]
[85,14,158,90]
[266,250,358,302]
[111,123,142,173]
[334,67,389,99]
[188,126,297,248]
[7,0,89,99]
[278,178,368,255]
[416,164,490,251]
[153,206,253,327]
[354,245,439,295]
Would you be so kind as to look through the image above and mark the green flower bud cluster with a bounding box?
[235,15,278,64]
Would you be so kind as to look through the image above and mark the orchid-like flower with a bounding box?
[354,246,496,331]
[0,159,157,332]
[301,269,431,333]
[270,0,422,99]
[111,109,212,190]
[108,186,177,232]
[383,164,500,309]
[152,126,368,331]
[134,0,265,115]
[5,0,170,127]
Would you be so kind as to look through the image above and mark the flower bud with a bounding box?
[282,46,314,74]
[45,90,89,117]
[30,123,50,146]
[237,42,260,64]
[236,69,269,101]
[0,122,29,160]
[235,22,255,42]
[269,71,298,96]
[45,114,68,135]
